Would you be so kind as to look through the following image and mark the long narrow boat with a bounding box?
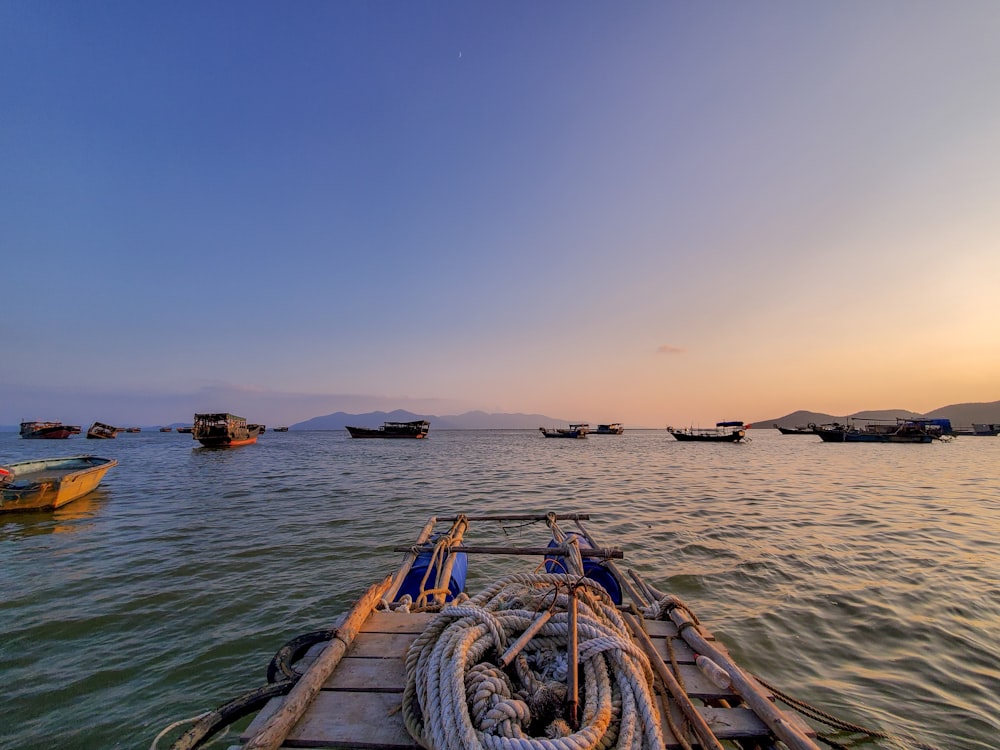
[86,422,119,439]
[0,455,117,513]
[346,420,430,439]
[668,421,747,442]
[540,423,589,438]
[592,423,624,434]
[773,423,815,435]
[192,413,261,447]
[814,418,951,443]
[157,513,852,750]
[19,421,81,439]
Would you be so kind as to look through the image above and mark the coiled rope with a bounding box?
[402,572,665,750]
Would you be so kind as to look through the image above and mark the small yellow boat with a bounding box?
[0,455,117,513]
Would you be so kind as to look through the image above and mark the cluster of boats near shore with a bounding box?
[775,417,1000,443]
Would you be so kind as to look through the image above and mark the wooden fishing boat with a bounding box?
[159,513,838,750]
[86,422,119,439]
[540,423,589,438]
[592,423,624,435]
[814,418,951,443]
[272,426,289,432]
[773,423,814,435]
[668,421,747,442]
[192,413,262,447]
[346,420,430,439]
[19,421,81,439]
[0,455,117,513]
[176,426,193,434]
[160,427,173,432]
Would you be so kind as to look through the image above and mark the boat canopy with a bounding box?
[716,421,744,427]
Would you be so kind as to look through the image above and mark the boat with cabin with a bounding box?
[813,418,951,443]
[952,423,1000,436]
[155,512,899,750]
[19,421,82,439]
[176,426,193,434]
[346,420,430,439]
[668,421,748,442]
[540,423,589,438]
[592,423,624,435]
[86,422,119,439]
[272,426,289,432]
[192,413,262,447]
[0,455,117,513]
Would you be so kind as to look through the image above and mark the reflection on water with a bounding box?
[0,429,997,749]
[1,487,110,539]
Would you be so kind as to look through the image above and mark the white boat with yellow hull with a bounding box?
[0,455,117,513]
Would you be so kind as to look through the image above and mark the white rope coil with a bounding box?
[402,573,664,750]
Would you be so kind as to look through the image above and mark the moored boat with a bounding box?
[155,512,878,750]
[160,427,173,432]
[539,423,588,438]
[592,423,624,434]
[86,422,119,439]
[272,426,289,432]
[192,413,262,447]
[19,421,81,439]
[774,423,815,435]
[346,420,430,439]
[176,426,193,434]
[952,423,1000,436]
[0,455,117,513]
[814,418,951,443]
[668,421,748,442]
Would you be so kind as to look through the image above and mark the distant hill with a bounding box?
[291,409,578,431]
[757,400,1000,429]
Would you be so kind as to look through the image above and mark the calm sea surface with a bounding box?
[1,429,997,750]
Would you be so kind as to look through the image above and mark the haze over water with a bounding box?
[1,429,997,749]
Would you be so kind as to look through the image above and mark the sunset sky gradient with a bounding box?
[3,2,999,427]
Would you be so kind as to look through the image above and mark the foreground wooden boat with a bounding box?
[668,421,747,442]
[19,421,81,439]
[86,422,119,439]
[0,455,117,513]
[346,420,430,439]
[158,513,846,750]
[192,413,262,447]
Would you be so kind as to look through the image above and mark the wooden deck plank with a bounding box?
[238,612,795,749]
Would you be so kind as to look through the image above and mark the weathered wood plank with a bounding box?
[242,691,419,749]
[241,690,777,749]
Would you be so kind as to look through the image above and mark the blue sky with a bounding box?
[3,2,999,427]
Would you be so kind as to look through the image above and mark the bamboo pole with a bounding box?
[243,573,394,750]
[662,598,822,750]
[440,513,590,522]
[622,612,726,750]
[382,515,438,604]
[571,518,649,608]
[391,544,623,558]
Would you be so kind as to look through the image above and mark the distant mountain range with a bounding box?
[291,409,581,430]
[759,400,1000,429]
[294,400,1000,431]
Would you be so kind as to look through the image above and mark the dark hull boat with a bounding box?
[774,423,814,435]
[814,418,951,443]
[20,421,81,439]
[192,413,261,447]
[592,423,624,435]
[86,422,119,439]
[540,423,589,438]
[668,421,747,442]
[346,420,430,439]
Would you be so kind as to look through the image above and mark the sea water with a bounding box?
[1,429,997,749]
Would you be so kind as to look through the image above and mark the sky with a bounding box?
[3,1,1000,428]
